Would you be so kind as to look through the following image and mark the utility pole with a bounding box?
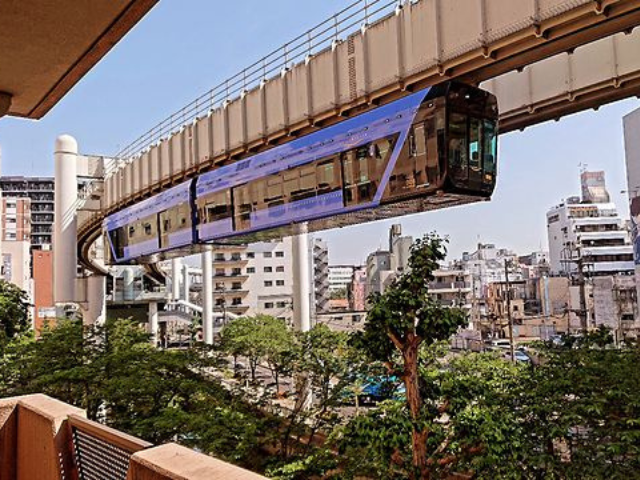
[575,241,589,334]
[504,259,515,362]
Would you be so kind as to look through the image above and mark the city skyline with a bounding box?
[0,0,638,265]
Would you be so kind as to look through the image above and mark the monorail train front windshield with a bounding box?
[446,83,498,194]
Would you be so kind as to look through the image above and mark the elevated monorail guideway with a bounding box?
[104,82,497,265]
[77,0,640,272]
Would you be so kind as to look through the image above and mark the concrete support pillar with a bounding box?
[123,268,135,301]
[148,301,158,346]
[292,222,311,332]
[84,275,106,326]
[53,135,78,304]
[201,246,213,344]
[182,264,190,302]
[171,258,181,301]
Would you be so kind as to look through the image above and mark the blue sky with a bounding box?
[0,0,638,264]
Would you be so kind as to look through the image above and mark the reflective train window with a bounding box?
[469,117,482,172]
[448,112,468,182]
[203,190,231,222]
[483,120,497,176]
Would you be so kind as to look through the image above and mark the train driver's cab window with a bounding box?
[448,112,468,182]
[483,120,497,177]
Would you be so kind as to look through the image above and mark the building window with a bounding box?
[231,253,242,261]
[265,302,274,309]
[215,268,225,276]
[276,301,287,308]
[276,280,285,286]
[232,268,242,276]
[276,266,285,272]
[247,267,255,274]
[275,251,284,258]
[264,280,273,287]
[232,298,242,305]
[232,282,242,290]
[264,266,273,273]
[215,254,225,261]
[247,252,255,259]
[264,252,272,258]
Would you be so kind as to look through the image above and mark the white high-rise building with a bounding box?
[624,108,640,313]
[546,172,633,277]
[328,265,355,294]
[204,239,295,324]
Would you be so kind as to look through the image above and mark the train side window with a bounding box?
[144,222,152,236]
[163,218,171,232]
[413,123,428,187]
[129,225,135,237]
[283,170,299,200]
[267,175,283,203]
[317,157,339,193]
[233,184,252,230]
[205,190,232,222]
[298,165,316,199]
[449,112,468,181]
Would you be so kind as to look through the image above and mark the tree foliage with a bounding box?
[353,234,468,479]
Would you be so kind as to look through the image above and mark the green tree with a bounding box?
[261,316,295,395]
[0,280,31,341]
[353,234,469,479]
[221,315,268,382]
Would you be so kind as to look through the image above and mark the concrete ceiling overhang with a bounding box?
[0,0,158,119]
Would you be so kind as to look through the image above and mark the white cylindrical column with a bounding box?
[182,264,190,302]
[148,301,159,346]
[85,275,106,325]
[171,258,182,301]
[201,246,214,344]
[54,134,78,304]
[292,222,311,332]
[123,267,135,301]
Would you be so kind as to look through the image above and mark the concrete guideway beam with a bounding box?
[485,26,640,133]
[100,0,640,212]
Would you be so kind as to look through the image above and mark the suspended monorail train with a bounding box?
[104,82,498,264]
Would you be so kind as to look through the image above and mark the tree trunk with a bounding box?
[275,368,280,395]
[403,336,429,480]
[250,357,257,382]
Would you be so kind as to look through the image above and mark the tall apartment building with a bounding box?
[1,197,31,242]
[365,224,413,297]
[0,176,54,249]
[348,267,367,311]
[328,265,355,294]
[546,172,634,277]
[32,248,54,334]
[623,107,640,315]
[207,239,295,324]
